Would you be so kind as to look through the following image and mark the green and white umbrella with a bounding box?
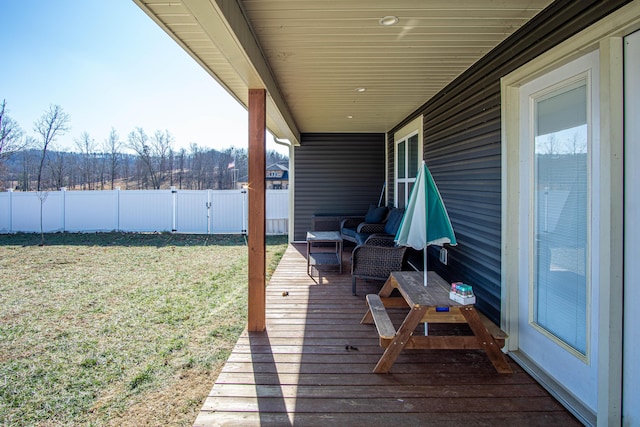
[395,161,457,287]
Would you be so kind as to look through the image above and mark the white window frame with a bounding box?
[393,116,423,208]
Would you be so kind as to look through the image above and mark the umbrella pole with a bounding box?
[424,248,428,336]
[423,249,428,287]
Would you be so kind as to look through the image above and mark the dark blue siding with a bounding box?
[294,133,386,241]
[389,0,631,323]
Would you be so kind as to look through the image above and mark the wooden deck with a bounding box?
[194,243,579,426]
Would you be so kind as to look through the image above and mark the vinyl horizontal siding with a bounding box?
[390,0,631,323]
[294,133,385,241]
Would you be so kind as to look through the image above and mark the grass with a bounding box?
[0,232,289,426]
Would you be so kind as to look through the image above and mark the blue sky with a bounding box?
[1,1,286,154]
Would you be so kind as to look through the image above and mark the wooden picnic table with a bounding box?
[362,271,512,374]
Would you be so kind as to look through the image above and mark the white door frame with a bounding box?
[623,29,640,426]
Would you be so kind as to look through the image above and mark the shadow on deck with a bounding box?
[194,243,579,426]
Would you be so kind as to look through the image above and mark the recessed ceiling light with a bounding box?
[355,87,366,92]
[347,115,353,119]
[379,15,399,26]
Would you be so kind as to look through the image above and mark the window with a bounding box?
[395,133,419,209]
[394,116,423,209]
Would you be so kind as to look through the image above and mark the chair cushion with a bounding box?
[355,232,373,246]
[342,226,358,239]
[364,205,387,224]
[383,208,404,236]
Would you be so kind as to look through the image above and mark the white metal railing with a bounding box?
[0,188,289,235]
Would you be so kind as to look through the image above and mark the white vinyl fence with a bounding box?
[0,188,289,235]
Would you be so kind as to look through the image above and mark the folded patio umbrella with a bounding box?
[395,161,457,287]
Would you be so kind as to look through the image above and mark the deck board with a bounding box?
[194,243,580,426]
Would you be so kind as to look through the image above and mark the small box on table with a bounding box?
[449,282,476,305]
[449,291,476,305]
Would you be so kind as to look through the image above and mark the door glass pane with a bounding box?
[408,134,419,178]
[533,81,588,354]
[398,141,406,179]
[397,185,406,209]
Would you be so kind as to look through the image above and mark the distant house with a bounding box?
[237,161,288,189]
[266,162,288,189]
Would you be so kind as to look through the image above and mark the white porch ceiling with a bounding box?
[133,0,554,145]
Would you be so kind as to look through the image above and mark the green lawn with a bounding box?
[0,232,288,426]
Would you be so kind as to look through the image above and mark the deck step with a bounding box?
[366,294,396,340]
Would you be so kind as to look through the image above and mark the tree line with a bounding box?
[0,101,288,192]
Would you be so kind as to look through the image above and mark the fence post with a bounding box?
[242,188,248,235]
[61,187,67,232]
[171,186,177,233]
[116,187,121,232]
[8,188,13,233]
[207,189,212,235]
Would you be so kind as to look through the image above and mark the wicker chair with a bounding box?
[340,205,388,244]
[341,207,404,246]
[350,235,407,296]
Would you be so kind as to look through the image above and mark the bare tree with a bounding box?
[128,127,159,189]
[151,129,174,186]
[127,128,176,189]
[0,100,25,164]
[267,149,288,165]
[538,134,559,156]
[33,105,70,245]
[168,147,175,187]
[75,131,97,189]
[189,143,204,189]
[18,138,37,191]
[97,153,107,190]
[104,127,121,189]
[177,148,186,189]
[122,154,131,189]
[34,105,70,191]
[47,150,68,190]
[65,153,80,189]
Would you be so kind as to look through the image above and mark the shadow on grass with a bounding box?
[0,232,289,248]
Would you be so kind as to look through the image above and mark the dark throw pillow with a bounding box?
[384,208,405,236]
[364,205,387,223]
